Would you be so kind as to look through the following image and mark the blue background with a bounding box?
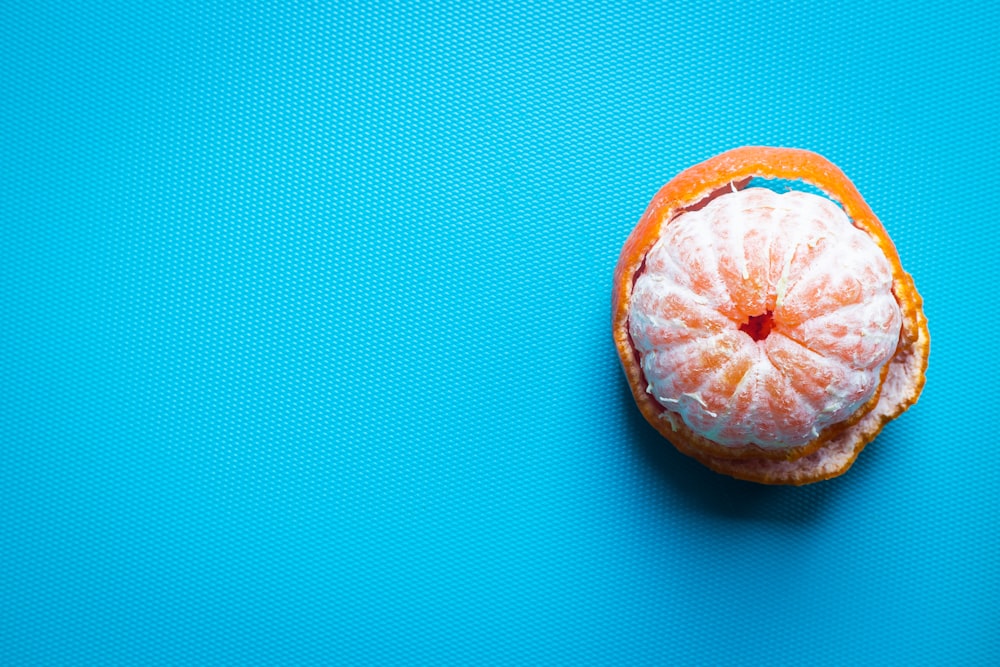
[2,2,998,664]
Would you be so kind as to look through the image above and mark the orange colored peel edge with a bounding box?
[612,146,930,485]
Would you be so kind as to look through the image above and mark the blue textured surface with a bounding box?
[2,2,999,664]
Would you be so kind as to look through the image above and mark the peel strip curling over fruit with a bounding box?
[612,147,929,485]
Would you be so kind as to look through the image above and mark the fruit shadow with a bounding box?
[620,377,841,523]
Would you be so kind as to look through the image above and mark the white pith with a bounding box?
[628,188,903,449]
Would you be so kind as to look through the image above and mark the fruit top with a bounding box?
[628,188,902,449]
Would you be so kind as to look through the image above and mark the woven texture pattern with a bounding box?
[2,2,998,664]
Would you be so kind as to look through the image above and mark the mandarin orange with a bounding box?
[613,147,929,485]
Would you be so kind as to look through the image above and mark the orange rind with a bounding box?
[613,147,929,485]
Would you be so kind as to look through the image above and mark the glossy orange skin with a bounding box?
[613,147,929,484]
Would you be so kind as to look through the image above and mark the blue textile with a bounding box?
[2,2,998,664]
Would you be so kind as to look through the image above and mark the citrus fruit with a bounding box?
[613,147,929,485]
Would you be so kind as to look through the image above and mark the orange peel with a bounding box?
[613,147,929,485]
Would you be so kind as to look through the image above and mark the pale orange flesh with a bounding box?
[612,147,929,485]
[629,188,902,450]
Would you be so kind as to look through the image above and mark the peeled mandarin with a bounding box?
[613,147,929,485]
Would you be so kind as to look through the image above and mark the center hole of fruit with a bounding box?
[740,311,774,341]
